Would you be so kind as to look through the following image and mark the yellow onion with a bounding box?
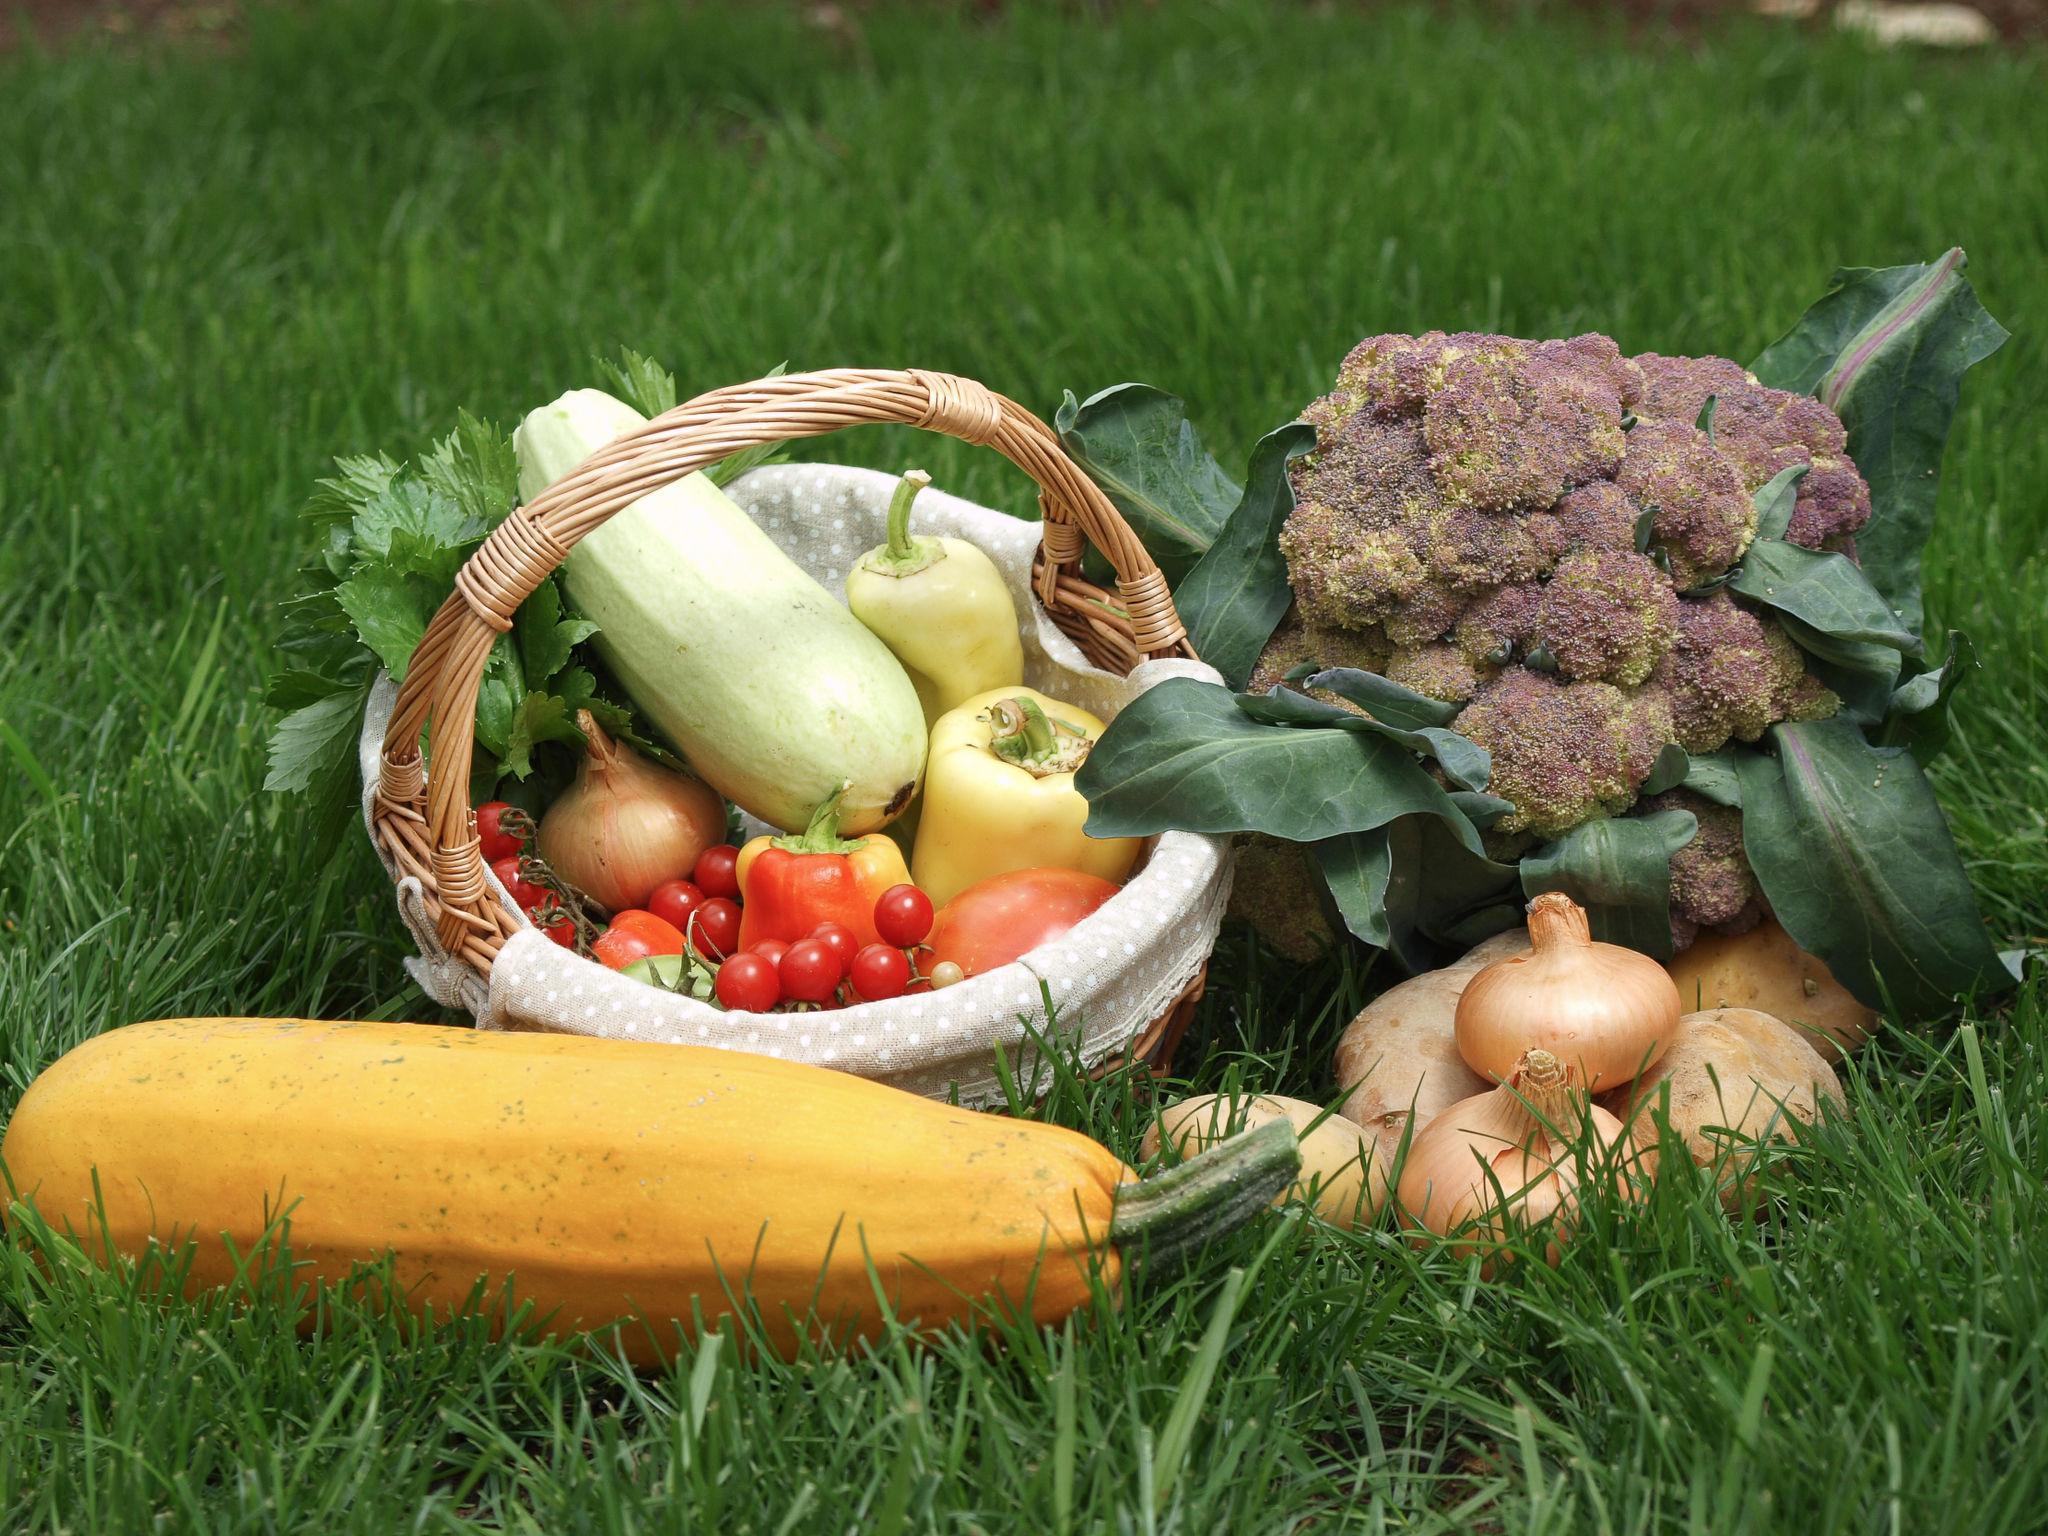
[1396,1047,1638,1265]
[1455,892,1680,1091]
[536,711,726,914]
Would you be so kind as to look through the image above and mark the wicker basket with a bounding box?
[367,368,1221,1089]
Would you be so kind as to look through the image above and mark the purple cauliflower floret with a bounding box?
[1552,480,1641,553]
[1248,609,1393,701]
[1385,641,1497,705]
[1648,592,1838,754]
[1455,670,1673,838]
[1632,352,1874,554]
[1226,834,1337,962]
[1640,787,1764,939]
[1421,337,1630,512]
[1530,549,1680,687]
[1613,419,1757,589]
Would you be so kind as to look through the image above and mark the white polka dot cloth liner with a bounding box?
[358,463,1236,1107]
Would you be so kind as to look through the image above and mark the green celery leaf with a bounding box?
[516,577,600,691]
[308,452,404,530]
[1521,809,1698,960]
[350,479,489,575]
[1735,719,2013,1014]
[1172,421,1317,688]
[262,687,370,795]
[1729,540,1920,653]
[332,567,439,680]
[263,667,360,712]
[1751,464,1807,544]
[1300,667,1462,730]
[1876,630,1974,763]
[1077,677,1478,848]
[598,348,679,418]
[1237,685,1491,793]
[1054,383,1241,587]
[1679,750,1745,808]
[474,635,525,757]
[420,410,519,529]
[501,691,587,780]
[1751,249,2009,637]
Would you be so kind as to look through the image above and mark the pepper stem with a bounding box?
[861,470,944,578]
[771,783,864,854]
[1110,1119,1298,1278]
[887,469,932,560]
[986,698,1094,777]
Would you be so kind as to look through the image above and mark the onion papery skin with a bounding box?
[1455,893,1681,1091]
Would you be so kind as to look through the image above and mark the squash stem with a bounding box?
[1110,1119,1298,1276]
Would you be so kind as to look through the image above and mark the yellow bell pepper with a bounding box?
[911,686,1141,908]
[846,470,1025,725]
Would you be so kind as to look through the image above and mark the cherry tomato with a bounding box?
[593,927,657,971]
[928,959,966,989]
[715,952,781,1012]
[610,909,686,955]
[926,869,1120,978]
[693,896,742,960]
[748,938,791,967]
[648,879,706,934]
[694,844,742,901]
[808,922,859,980]
[850,943,911,1001]
[540,917,575,948]
[490,856,547,912]
[476,801,526,864]
[873,884,935,948]
[779,939,840,1004]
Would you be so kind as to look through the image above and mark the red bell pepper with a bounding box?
[735,790,914,951]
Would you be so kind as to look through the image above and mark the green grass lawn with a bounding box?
[3,1,2045,1529]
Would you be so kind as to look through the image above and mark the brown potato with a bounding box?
[1666,921,1877,1063]
[1601,1007,1845,1208]
[1331,929,1529,1174]
[1142,1093,1387,1228]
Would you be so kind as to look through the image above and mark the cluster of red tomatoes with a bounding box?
[701,882,945,1013]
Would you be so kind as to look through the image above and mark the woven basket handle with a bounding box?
[373,367,1189,964]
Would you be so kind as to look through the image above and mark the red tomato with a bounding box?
[808,922,858,979]
[693,897,742,960]
[748,938,791,967]
[715,953,781,1012]
[873,884,935,948]
[610,909,686,955]
[926,869,1121,977]
[592,927,656,971]
[490,856,547,911]
[648,879,706,934]
[850,943,911,1001]
[476,801,526,864]
[540,917,575,948]
[780,939,841,1004]
[694,844,742,901]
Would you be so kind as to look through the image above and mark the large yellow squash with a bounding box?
[1,1018,1291,1361]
